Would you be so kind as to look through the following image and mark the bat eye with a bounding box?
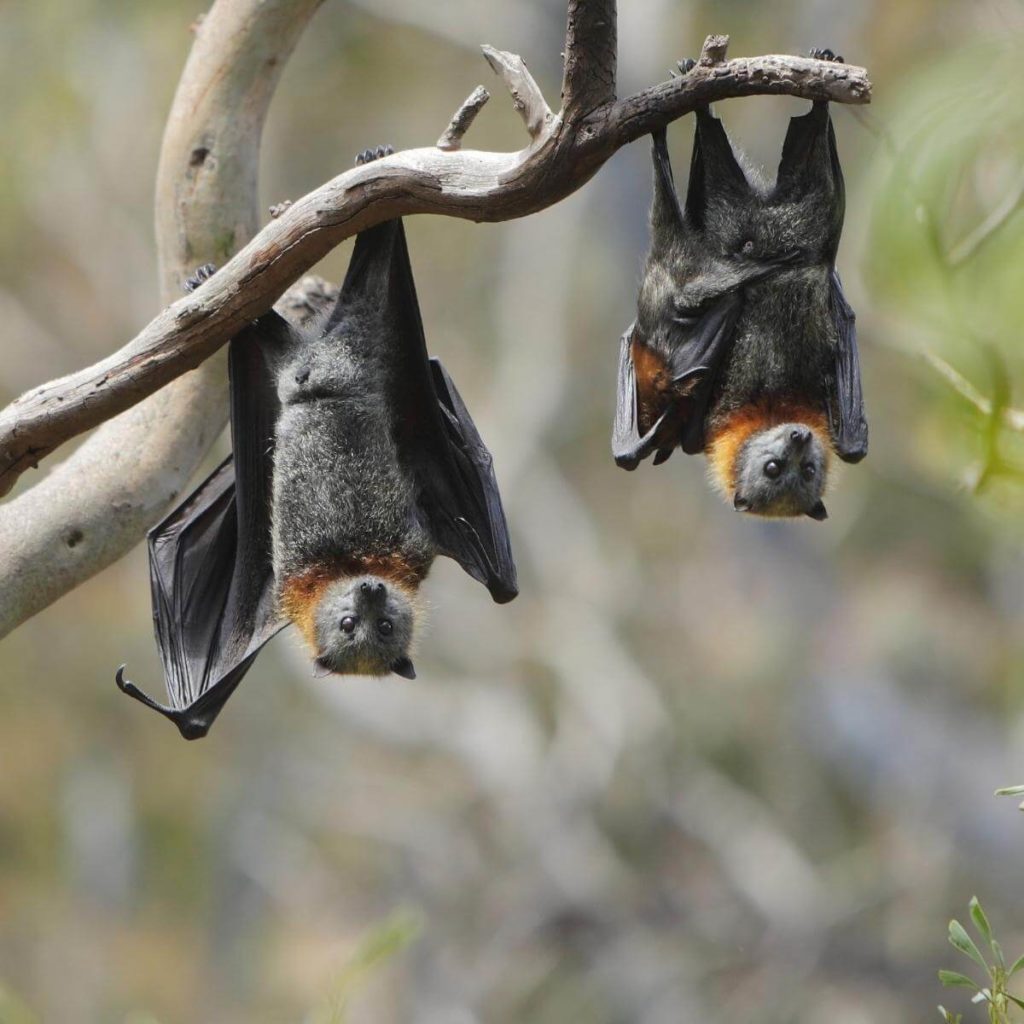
[378,619,393,636]
[340,615,357,633]
[741,239,755,255]
[802,463,816,481]
[764,460,783,479]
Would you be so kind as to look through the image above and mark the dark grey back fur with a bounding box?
[639,104,844,422]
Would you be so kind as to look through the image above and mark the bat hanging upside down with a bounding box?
[613,49,868,520]
[117,145,517,740]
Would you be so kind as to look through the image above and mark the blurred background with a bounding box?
[2,1,1024,1021]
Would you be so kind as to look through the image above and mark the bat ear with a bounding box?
[733,493,752,512]
[685,106,753,229]
[806,500,828,521]
[391,656,416,680]
[650,128,685,248]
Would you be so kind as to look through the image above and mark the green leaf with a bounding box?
[969,897,994,946]
[1006,993,1024,1011]
[938,970,980,989]
[1007,954,1024,977]
[990,938,1006,969]
[994,785,1024,796]
[949,919,989,971]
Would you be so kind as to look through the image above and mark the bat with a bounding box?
[116,146,517,739]
[613,51,867,520]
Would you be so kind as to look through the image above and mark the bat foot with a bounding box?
[668,57,696,78]
[184,263,217,293]
[809,47,844,63]
[355,144,394,166]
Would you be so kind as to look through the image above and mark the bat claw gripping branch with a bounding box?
[184,263,218,293]
[355,144,394,166]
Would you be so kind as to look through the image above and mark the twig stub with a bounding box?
[700,34,730,67]
[481,45,553,139]
[437,85,491,151]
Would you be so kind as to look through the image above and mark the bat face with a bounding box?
[312,575,417,679]
[729,422,830,520]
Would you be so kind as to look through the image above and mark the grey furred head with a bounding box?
[313,575,417,678]
[732,424,829,520]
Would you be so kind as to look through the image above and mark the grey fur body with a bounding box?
[270,294,435,587]
[709,271,835,426]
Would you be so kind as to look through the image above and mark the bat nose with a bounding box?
[790,427,811,446]
[359,580,387,601]
[295,367,311,385]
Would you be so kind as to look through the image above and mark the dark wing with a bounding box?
[826,270,868,463]
[775,101,845,261]
[116,326,285,739]
[329,220,517,603]
[685,106,755,229]
[613,297,741,468]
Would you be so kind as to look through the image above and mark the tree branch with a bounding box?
[561,0,617,122]
[0,1,872,634]
[0,0,323,640]
[481,46,552,139]
[436,86,491,151]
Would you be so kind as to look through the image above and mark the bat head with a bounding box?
[312,575,418,679]
[730,422,830,520]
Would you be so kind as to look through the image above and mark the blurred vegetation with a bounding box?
[2,2,1024,1023]
[938,897,1024,1023]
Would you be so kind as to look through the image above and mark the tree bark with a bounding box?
[0,0,324,639]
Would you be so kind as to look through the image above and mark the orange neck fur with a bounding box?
[278,555,427,655]
[705,400,831,496]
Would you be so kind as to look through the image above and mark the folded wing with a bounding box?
[116,331,284,739]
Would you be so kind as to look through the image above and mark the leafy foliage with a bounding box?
[939,898,1024,1023]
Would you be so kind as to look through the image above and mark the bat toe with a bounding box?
[669,57,696,78]
[809,47,844,63]
[184,263,217,293]
[354,144,395,166]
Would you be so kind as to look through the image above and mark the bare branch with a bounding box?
[561,0,616,122]
[0,50,871,508]
[481,46,552,139]
[0,51,871,514]
[437,86,491,151]
[0,0,873,634]
[699,34,730,67]
[0,0,323,640]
